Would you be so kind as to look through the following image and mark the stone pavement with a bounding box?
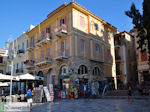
[31,99,150,112]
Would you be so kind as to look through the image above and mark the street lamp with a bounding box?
[6,38,14,104]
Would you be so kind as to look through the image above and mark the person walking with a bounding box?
[128,85,134,102]
[27,89,33,110]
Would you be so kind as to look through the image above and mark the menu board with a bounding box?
[43,86,51,102]
[33,89,43,103]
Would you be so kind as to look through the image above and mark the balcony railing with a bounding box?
[35,57,52,67]
[55,49,69,61]
[54,24,68,37]
[36,34,52,47]
[16,69,24,74]
[17,49,25,57]
[24,60,35,69]
[27,45,34,51]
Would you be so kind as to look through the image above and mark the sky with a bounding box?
[0,0,143,49]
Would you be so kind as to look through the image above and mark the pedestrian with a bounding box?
[83,84,87,97]
[128,85,134,102]
[27,89,33,110]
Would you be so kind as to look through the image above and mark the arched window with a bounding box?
[60,66,68,75]
[93,67,100,76]
[78,65,88,75]
[37,71,44,77]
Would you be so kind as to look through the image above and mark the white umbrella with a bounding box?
[0,82,10,87]
[0,73,19,81]
[18,73,44,81]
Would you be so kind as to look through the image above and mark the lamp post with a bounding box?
[6,38,14,104]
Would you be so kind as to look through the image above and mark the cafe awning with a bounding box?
[18,73,44,81]
[0,82,10,87]
[0,73,19,81]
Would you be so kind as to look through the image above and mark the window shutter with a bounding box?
[80,16,85,27]
[141,51,147,61]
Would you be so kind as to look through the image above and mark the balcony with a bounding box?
[115,56,121,62]
[0,61,6,66]
[16,69,24,74]
[17,49,25,57]
[54,24,68,37]
[115,40,126,48]
[24,60,35,69]
[27,45,34,51]
[55,50,68,61]
[36,34,52,47]
[35,57,52,67]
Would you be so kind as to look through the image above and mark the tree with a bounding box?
[125,0,150,65]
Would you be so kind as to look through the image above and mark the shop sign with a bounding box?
[43,86,51,102]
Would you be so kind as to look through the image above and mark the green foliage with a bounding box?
[125,1,150,65]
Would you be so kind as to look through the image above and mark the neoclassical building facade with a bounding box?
[25,2,117,89]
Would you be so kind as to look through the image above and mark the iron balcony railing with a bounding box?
[35,57,52,66]
[54,24,68,37]
[36,33,52,47]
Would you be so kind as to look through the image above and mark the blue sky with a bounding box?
[0,0,143,48]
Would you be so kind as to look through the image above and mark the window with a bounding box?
[46,27,50,33]
[16,63,19,69]
[21,62,23,72]
[80,16,85,27]
[93,67,100,76]
[78,65,88,75]
[80,39,85,52]
[41,49,44,61]
[0,57,3,63]
[61,40,66,56]
[60,18,65,25]
[22,42,24,51]
[41,30,45,39]
[31,37,34,47]
[94,23,99,31]
[46,47,50,60]
[60,66,68,75]
[95,44,100,53]
[13,64,15,73]
[107,49,111,60]
[18,45,20,50]
[105,30,109,42]
[141,50,147,61]
[26,40,28,49]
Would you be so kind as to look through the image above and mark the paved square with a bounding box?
[31,99,150,112]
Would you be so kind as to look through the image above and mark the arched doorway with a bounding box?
[36,71,44,87]
[47,68,55,86]
[78,65,88,95]
[59,65,69,90]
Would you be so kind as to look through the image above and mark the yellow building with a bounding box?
[25,2,117,89]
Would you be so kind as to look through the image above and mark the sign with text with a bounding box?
[43,86,51,102]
